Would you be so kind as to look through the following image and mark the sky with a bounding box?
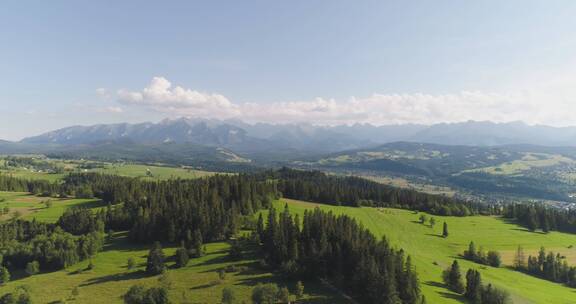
[2,1,576,140]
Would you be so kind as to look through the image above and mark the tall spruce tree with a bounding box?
[146,242,166,275]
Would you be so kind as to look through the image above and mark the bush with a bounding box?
[252,283,279,304]
[25,261,40,276]
[487,251,502,267]
[123,285,170,304]
[174,247,189,268]
[221,287,236,304]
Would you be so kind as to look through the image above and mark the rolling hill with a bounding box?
[299,142,576,203]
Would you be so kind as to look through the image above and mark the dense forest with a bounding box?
[0,212,103,280]
[513,246,576,288]
[267,168,492,216]
[258,205,424,304]
[504,203,576,234]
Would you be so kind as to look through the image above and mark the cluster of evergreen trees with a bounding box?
[0,210,103,278]
[0,174,59,197]
[504,203,576,234]
[514,246,576,287]
[463,242,501,267]
[258,206,423,304]
[267,168,482,216]
[443,260,510,304]
[75,173,280,244]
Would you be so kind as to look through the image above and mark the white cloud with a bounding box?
[96,88,112,100]
[112,77,576,127]
[117,77,239,117]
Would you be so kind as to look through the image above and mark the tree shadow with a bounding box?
[424,281,466,303]
[425,233,444,238]
[79,270,149,287]
[438,292,466,303]
[189,281,221,290]
[499,218,548,234]
[424,281,445,288]
[194,254,231,267]
[235,275,280,287]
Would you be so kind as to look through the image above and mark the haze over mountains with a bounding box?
[16,119,576,153]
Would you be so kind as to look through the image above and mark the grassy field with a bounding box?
[0,192,105,223]
[4,188,576,303]
[0,159,219,182]
[269,199,576,304]
[464,153,575,175]
[0,232,347,304]
[0,192,346,303]
[360,174,455,196]
[91,164,218,180]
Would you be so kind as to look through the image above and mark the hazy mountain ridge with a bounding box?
[19,119,576,152]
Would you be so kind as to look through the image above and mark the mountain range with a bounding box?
[15,119,576,153]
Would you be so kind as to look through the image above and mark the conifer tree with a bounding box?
[175,245,189,268]
[513,246,526,270]
[465,269,482,303]
[443,260,464,293]
[442,222,449,238]
[146,242,166,275]
[0,267,9,285]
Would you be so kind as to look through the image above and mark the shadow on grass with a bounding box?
[79,270,149,287]
[424,281,466,303]
[189,281,221,290]
[499,218,548,234]
[438,292,466,303]
[236,275,281,287]
[71,199,107,209]
[425,233,445,238]
[195,254,231,268]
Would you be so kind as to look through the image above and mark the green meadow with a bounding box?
[270,199,576,304]
[3,188,576,303]
[0,192,345,303]
[0,232,346,304]
[0,158,219,182]
[0,192,104,223]
[91,163,219,180]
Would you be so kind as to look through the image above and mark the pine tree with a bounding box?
[465,269,482,303]
[146,242,166,275]
[443,260,464,293]
[465,241,477,260]
[256,213,265,242]
[0,267,9,285]
[175,245,189,268]
[442,222,449,238]
[513,246,526,270]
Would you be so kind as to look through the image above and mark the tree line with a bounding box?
[266,168,491,216]
[258,205,424,304]
[513,246,576,287]
[463,241,502,268]
[443,260,510,304]
[0,209,104,282]
[504,203,576,234]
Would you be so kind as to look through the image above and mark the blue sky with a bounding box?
[2,1,576,140]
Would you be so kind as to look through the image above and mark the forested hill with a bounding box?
[0,169,434,304]
[0,167,485,226]
[261,168,490,216]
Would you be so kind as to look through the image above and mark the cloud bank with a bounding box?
[111,77,576,126]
